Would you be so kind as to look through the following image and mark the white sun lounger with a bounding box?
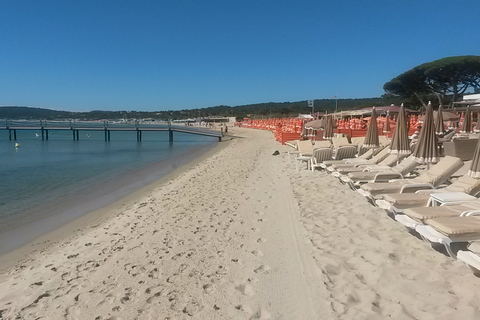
[325,146,390,172]
[393,197,480,229]
[340,156,417,189]
[310,148,334,171]
[376,175,480,214]
[415,212,480,258]
[357,156,464,203]
[457,250,480,275]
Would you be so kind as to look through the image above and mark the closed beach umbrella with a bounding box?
[363,107,379,148]
[435,105,445,135]
[304,119,324,130]
[469,137,480,178]
[412,102,439,165]
[460,106,473,133]
[389,103,410,155]
[323,115,334,140]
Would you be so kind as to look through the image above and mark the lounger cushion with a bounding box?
[382,193,432,209]
[403,200,480,221]
[403,206,468,222]
[427,216,480,235]
[447,176,480,194]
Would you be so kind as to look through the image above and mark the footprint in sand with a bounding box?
[235,304,253,314]
[146,291,163,304]
[250,307,272,319]
[254,265,271,274]
[251,249,264,257]
[235,283,255,296]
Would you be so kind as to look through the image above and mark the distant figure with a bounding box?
[225,125,228,134]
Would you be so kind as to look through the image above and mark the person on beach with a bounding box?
[225,125,228,134]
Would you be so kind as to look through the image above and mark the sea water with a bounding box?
[0,128,218,255]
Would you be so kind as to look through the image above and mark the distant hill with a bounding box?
[0,96,405,121]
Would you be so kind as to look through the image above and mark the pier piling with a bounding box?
[2,120,222,143]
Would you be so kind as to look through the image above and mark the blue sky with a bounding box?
[1,0,479,112]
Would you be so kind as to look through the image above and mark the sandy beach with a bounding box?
[1,127,480,319]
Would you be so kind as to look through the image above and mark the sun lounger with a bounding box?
[357,156,464,202]
[457,250,480,275]
[332,137,350,149]
[340,155,417,188]
[295,140,316,170]
[310,148,334,171]
[324,146,390,172]
[332,153,410,177]
[415,213,480,258]
[457,241,480,275]
[378,135,391,147]
[393,198,480,229]
[350,136,365,149]
[332,145,357,161]
[319,147,375,169]
[320,145,386,168]
[286,140,299,149]
[313,140,332,149]
[376,175,480,214]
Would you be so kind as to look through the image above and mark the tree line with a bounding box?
[2,55,478,120]
[0,96,402,121]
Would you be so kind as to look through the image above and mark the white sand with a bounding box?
[1,127,480,319]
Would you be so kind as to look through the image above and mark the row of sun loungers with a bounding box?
[288,138,480,276]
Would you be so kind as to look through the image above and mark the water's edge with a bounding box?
[0,138,231,270]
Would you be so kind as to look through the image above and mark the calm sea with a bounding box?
[0,128,218,255]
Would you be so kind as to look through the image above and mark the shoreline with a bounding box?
[0,136,233,272]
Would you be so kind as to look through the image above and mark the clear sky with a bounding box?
[1,0,479,112]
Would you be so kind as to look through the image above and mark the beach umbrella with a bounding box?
[412,102,439,165]
[468,137,480,178]
[304,119,324,130]
[460,106,473,133]
[363,107,379,148]
[383,111,391,133]
[435,105,445,135]
[389,103,410,156]
[323,115,334,140]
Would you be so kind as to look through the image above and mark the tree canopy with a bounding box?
[383,56,480,108]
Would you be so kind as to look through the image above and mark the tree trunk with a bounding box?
[414,92,427,108]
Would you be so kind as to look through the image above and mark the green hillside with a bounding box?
[0,96,405,121]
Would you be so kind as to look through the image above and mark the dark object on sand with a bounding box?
[272,150,280,155]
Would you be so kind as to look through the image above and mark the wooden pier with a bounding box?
[1,120,223,143]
